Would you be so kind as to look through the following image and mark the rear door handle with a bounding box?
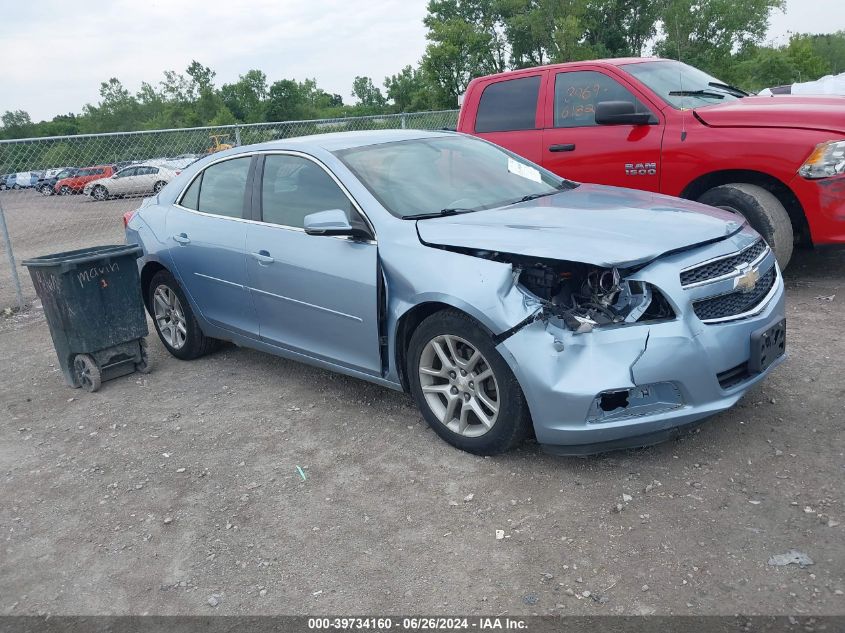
[251,250,274,265]
[549,143,576,152]
[172,233,190,245]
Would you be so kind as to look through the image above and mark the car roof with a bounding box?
[230,128,457,155]
[468,56,668,83]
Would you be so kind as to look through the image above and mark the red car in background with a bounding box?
[457,58,845,268]
[54,165,114,195]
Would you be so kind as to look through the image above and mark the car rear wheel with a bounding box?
[149,269,219,360]
[39,185,53,196]
[698,183,793,268]
[407,309,531,455]
[91,185,109,201]
[153,180,166,193]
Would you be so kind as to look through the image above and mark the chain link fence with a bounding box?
[0,110,459,309]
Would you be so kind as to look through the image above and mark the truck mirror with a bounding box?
[595,101,655,126]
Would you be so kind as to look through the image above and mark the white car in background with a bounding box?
[84,164,178,201]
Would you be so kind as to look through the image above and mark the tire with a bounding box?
[153,180,166,193]
[91,185,108,201]
[698,183,794,269]
[73,354,101,392]
[39,185,53,196]
[59,185,72,196]
[407,309,531,455]
[12,184,20,190]
[148,269,218,360]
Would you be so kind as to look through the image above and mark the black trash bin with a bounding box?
[22,244,150,392]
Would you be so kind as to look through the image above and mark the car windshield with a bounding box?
[622,60,746,109]
[335,136,570,219]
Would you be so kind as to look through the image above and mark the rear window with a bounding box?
[475,76,541,133]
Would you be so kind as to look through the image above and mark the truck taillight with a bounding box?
[123,210,137,228]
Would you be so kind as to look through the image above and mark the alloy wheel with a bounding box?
[153,284,187,350]
[418,334,500,437]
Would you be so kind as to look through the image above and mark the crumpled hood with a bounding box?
[694,95,845,134]
[415,184,746,268]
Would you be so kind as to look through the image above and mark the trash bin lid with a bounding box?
[22,244,143,269]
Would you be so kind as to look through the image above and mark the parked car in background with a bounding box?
[126,130,785,456]
[0,175,12,190]
[36,167,79,195]
[84,164,177,201]
[457,57,845,268]
[54,165,115,195]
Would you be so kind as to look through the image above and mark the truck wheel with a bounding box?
[698,183,793,268]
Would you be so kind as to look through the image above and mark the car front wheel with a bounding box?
[407,310,531,455]
[148,269,219,360]
[91,185,108,201]
[59,185,72,195]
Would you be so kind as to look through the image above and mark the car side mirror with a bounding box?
[595,101,655,125]
[304,209,360,237]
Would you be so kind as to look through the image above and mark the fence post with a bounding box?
[401,113,407,129]
[235,126,242,147]
[0,198,24,310]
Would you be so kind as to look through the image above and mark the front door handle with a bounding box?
[549,143,576,152]
[251,250,274,265]
[172,233,190,245]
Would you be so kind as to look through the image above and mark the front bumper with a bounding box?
[496,235,786,454]
[789,173,845,245]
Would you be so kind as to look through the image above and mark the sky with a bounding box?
[1,0,843,122]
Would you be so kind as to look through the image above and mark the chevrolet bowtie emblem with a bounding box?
[734,267,760,292]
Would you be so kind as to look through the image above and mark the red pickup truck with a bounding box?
[457,57,845,267]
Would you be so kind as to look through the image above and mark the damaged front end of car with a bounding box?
[445,248,677,340]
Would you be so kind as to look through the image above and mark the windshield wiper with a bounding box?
[403,207,476,220]
[668,90,725,99]
[502,190,562,207]
[708,81,749,97]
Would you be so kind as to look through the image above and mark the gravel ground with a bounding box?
[0,196,843,616]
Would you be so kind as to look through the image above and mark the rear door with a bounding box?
[541,68,664,190]
[166,155,259,338]
[244,152,381,375]
[468,73,545,164]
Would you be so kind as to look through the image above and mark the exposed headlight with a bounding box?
[799,140,845,179]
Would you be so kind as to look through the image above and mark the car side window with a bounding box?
[554,71,652,128]
[180,175,201,210]
[195,156,251,218]
[260,155,355,229]
[475,76,541,133]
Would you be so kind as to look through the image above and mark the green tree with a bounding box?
[0,110,34,139]
[351,76,387,113]
[221,69,268,122]
[654,0,786,79]
[384,65,435,112]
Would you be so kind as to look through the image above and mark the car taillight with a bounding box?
[123,210,137,228]
[175,170,181,175]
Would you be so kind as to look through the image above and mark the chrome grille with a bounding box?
[680,239,768,287]
[692,266,776,322]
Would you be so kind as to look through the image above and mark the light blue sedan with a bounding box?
[125,130,786,455]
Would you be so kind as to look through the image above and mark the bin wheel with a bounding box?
[136,338,152,374]
[73,354,102,392]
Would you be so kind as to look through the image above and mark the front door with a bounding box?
[166,155,258,338]
[245,152,381,375]
[542,69,664,191]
